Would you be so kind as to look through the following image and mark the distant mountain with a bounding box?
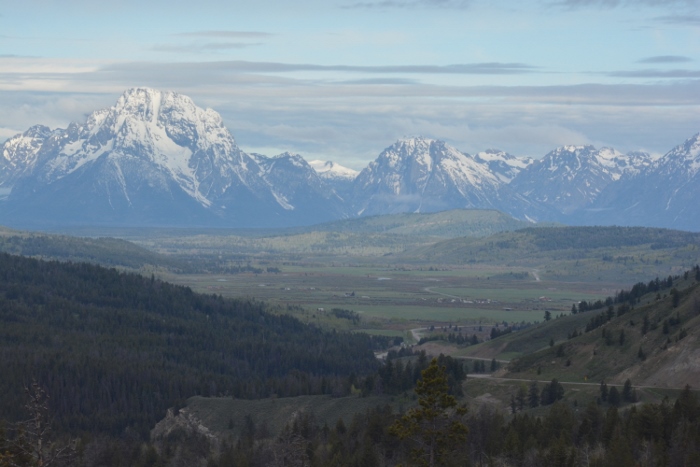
[580,133,700,231]
[0,125,54,196]
[510,146,656,216]
[308,159,358,181]
[0,88,347,228]
[349,138,475,213]
[350,137,502,216]
[473,149,533,184]
[1,87,698,231]
[308,159,358,199]
[252,152,347,223]
[349,137,553,221]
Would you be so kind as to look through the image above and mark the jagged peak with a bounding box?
[273,151,304,160]
[23,125,53,139]
[392,136,440,149]
[673,132,700,158]
[308,159,359,180]
[108,87,224,130]
[550,144,596,155]
[270,152,310,169]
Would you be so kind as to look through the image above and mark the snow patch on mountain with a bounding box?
[351,137,508,216]
[309,160,358,180]
[510,145,656,215]
[473,149,533,183]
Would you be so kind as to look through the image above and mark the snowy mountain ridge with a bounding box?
[0,88,345,227]
[308,160,358,180]
[1,88,698,231]
[508,145,656,215]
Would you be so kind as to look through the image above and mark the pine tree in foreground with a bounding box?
[390,358,468,467]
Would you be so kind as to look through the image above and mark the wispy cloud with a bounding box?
[551,0,700,8]
[173,30,273,38]
[342,0,472,9]
[335,78,420,85]
[654,14,700,25]
[2,57,699,163]
[105,60,537,75]
[608,69,700,78]
[152,43,263,53]
[637,55,692,64]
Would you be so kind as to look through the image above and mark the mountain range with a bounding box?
[1,87,698,231]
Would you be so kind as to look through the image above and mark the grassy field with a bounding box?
[161,263,617,333]
[24,222,695,341]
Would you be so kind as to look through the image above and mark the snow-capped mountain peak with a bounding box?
[473,149,533,183]
[308,160,359,181]
[2,88,699,230]
[1,125,54,188]
[33,87,246,209]
[509,144,655,215]
[0,88,350,227]
[660,132,700,176]
[351,137,508,216]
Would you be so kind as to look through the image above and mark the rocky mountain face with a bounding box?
[349,138,555,221]
[0,88,345,227]
[251,152,347,224]
[509,146,656,216]
[308,159,358,199]
[580,133,700,231]
[351,137,506,216]
[473,149,532,184]
[1,88,698,231]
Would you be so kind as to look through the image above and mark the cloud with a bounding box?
[0,126,22,142]
[226,96,700,165]
[637,55,692,64]
[103,60,538,75]
[551,0,700,8]
[654,14,700,25]
[2,57,700,166]
[173,30,273,38]
[342,0,472,9]
[335,78,420,85]
[152,43,263,53]
[608,69,700,78]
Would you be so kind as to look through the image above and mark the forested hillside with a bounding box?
[0,227,182,270]
[407,226,700,281]
[0,253,379,436]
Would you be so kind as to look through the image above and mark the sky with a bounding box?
[1,0,699,168]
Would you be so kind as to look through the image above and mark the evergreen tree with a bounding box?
[390,358,468,467]
[671,288,680,308]
[622,379,635,403]
[642,314,650,335]
[608,386,621,407]
[528,381,540,408]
